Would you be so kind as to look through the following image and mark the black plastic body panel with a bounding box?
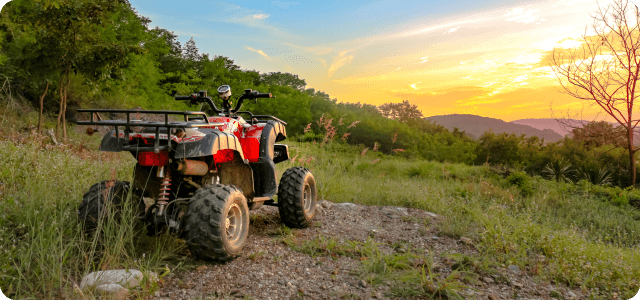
[174,130,244,159]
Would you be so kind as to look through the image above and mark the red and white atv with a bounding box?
[77,85,317,261]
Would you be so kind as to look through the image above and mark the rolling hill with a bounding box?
[426,114,564,142]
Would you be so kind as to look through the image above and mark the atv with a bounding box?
[76,85,317,261]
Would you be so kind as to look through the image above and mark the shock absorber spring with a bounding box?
[157,168,171,216]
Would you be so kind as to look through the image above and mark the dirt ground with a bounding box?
[151,201,586,300]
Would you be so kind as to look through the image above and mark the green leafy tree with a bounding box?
[259,72,306,91]
[572,121,626,149]
[378,100,423,124]
[1,0,145,140]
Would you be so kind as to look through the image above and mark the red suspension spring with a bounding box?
[158,169,171,205]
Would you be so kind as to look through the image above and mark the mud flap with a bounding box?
[250,159,277,198]
[219,159,255,199]
[250,121,281,198]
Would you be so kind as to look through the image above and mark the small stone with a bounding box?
[80,269,144,290]
[460,237,473,245]
[278,281,284,285]
[567,291,577,299]
[483,277,494,284]
[196,265,207,272]
[432,264,442,272]
[395,207,408,215]
[396,248,406,253]
[338,202,357,208]
[513,282,523,288]
[319,200,333,209]
[332,269,339,275]
[375,292,384,299]
[431,236,439,240]
[508,265,521,274]
[315,204,324,214]
[488,293,500,300]
[425,212,439,218]
[358,280,368,288]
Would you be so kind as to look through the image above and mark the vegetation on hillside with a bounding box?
[1,0,640,297]
[1,102,639,298]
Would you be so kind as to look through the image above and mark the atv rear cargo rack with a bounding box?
[77,109,222,153]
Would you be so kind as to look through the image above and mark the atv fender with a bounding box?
[250,121,286,198]
[174,130,245,160]
[99,130,124,152]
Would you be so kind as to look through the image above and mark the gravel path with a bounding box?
[152,201,585,300]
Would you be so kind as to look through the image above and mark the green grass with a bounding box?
[1,104,639,298]
[279,140,640,299]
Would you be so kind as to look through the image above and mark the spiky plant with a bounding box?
[542,158,574,183]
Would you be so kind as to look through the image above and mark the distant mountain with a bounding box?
[509,118,573,136]
[426,114,564,142]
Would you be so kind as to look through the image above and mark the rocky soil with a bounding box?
[151,201,586,300]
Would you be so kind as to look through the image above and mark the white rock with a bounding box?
[318,200,333,209]
[80,269,143,290]
[424,212,439,218]
[395,207,408,215]
[96,283,127,293]
[337,202,357,208]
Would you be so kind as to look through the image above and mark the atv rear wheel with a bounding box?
[278,167,317,228]
[183,184,249,261]
[78,181,144,233]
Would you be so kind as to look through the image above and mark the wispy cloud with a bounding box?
[418,56,429,64]
[328,50,354,77]
[252,14,270,19]
[246,46,273,61]
[444,26,461,34]
[400,19,482,37]
[505,7,543,24]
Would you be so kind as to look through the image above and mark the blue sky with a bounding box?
[129,0,623,120]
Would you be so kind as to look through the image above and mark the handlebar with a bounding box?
[174,95,193,101]
[174,88,275,116]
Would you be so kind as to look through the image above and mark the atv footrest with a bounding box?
[261,200,277,206]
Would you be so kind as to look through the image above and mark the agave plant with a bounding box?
[542,158,574,183]
[575,163,614,186]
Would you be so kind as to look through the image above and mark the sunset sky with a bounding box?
[128,0,629,121]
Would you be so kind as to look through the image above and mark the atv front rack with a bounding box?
[77,109,222,153]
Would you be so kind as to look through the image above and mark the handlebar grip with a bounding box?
[257,93,272,98]
[175,95,192,100]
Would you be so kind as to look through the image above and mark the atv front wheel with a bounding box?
[78,180,144,233]
[183,184,249,261]
[278,167,317,228]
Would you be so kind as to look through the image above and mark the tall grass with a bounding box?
[1,103,639,298]
[278,141,640,298]
[0,109,182,298]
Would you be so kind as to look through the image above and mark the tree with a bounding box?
[1,0,142,140]
[259,72,306,91]
[551,0,640,186]
[572,121,626,149]
[378,100,423,124]
[182,37,202,61]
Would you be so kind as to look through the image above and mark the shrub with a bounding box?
[506,171,534,197]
